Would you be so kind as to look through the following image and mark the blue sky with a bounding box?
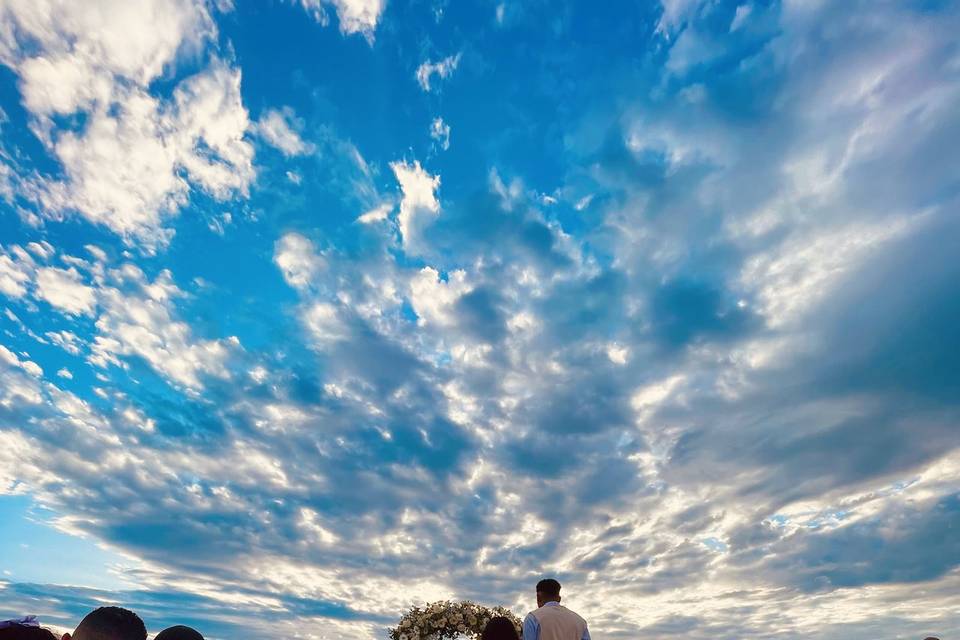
[0,0,958,638]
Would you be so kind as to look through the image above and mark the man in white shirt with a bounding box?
[522,579,591,640]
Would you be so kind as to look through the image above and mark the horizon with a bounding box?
[0,1,958,639]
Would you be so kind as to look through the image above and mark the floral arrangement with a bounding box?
[390,600,522,640]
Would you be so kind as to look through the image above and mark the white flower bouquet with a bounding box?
[390,600,522,640]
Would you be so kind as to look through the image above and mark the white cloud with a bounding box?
[507,311,538,333]
[1,245,99,316]
[415,53,461,92]
[739,217,915,328]
[168,62,255,199]
[34,267,97,316]
[90,266,241,391]
[256,107,312,157]
[303,302,348,346]
[20,359,42,378]
[408,267,471,327]
[330,0,384,37]
[47,91,184,246]
[607,343,630,365]
[275,233,325,290]
[0,253,31,298]
[298,0,385,38]
[56,367,73,379]
[0,344,20,367]
[664,26,718,75]
[0,1,254,249]
[207,212,233,236]
[46,330,83,355]
[655,0,703,36]
[0,344,42,378]
[299,507,340,545]
[1,244,239,392]
[488,168,526,212]
[430,117,451,150]
[85,245,108,263]
[730,4,752,31]
[0,0,214,115]
[390,160,440,253]
[356,202,393,225]
[26,241,54,260]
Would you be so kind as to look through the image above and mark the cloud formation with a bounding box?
[256,107,313,157]
[391,159,441,254]
[0,0,254,249]
[416,54,461,92]
[298,0,386,38]
[0,1,958,639]
[430,117,451,151]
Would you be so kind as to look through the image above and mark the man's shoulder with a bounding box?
[558,605,587,623]
[531,604,586,622]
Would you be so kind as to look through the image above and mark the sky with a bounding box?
[0,0,958,638]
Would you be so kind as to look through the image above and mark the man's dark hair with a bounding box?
[155,626,204,640]
[72,607,146,640]
[536,578,562,597]
[0,625,59,640]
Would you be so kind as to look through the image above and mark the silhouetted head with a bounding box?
[536,578,562,608]
[154,627,203,640]
[68,607,146,640]
[480,617,519,640]
[0,624,59,640]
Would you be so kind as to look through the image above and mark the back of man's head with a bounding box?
[154,626,203,640]
[0,624,59,640]
[536,578,562,602]
[70,607,146,640]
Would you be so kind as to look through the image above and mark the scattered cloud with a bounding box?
[256,107,313,157]
[391,160,440,254]
[34,267,97,316]
[655,0,702,36]
[408,267,471,327]
[0,0,253,249]
[298,0,385,38]
[89,266,242,391]
[430,117,451,150]
[730,4,752,32]
[416,53,461,92]
[356,202,393,224]
[275,233,325,289]
[45,331,83,356]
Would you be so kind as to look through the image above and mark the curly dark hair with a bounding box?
[481,616,520,640]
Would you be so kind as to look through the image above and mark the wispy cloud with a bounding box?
[416,54,462,92]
